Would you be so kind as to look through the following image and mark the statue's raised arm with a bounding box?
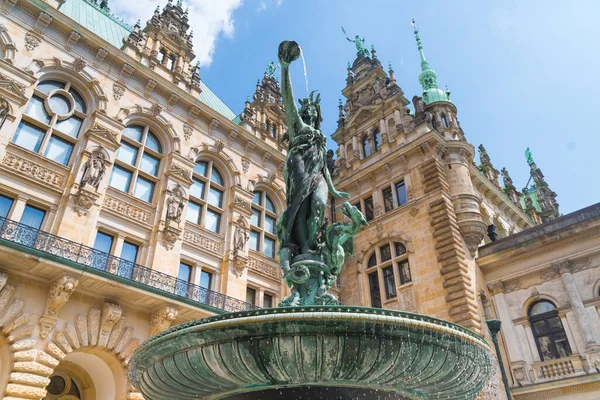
[278,41,305,142]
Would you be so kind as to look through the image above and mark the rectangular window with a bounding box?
[190,178,205,199]
[246,287,256,305]
[12,122,45,153]
[0,194,14,218]
[368,271,382,308]
[119,241,139,279]
[396,181,407,206]
[140,153,160,176]
[382,266,397,299]
[263,293,273,308]
[207,187,223,208]
[200,270,212,289]
[204,209,221,233]
[251,208,261,227]
[134,177,155,202]
[24,96,51,124]
[44,136,73,165]
[185,201,201,225]
[55,115,83,138]
[20,205,45,229]
[264,215,276,234]
[249,230,260,251]
[399,260,411,285]
[264,237,276,258]
[176,262,193,297]
[116,142,139,165]
[382,187,394,213]
[364,196,374,221]
[92,231,114,271]
[109,165,133,193]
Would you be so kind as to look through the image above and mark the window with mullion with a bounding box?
[365,241,411,306]
[12,80,87,166]
[186,160,224,233]
[251,190,278,258]
[110,125,162,203]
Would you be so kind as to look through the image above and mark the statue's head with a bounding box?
[298,90,322,129]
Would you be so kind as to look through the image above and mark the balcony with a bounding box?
[0,217,258,313]
[531,355,586,383]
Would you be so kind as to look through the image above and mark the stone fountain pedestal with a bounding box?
[128,306,495,400]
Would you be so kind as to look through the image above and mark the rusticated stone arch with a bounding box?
[0,272,48,400]
[116,105,181,154]
[188,143,242,188]
[0,25,16,63]
[24,57,109,114]
[355,231,413,270]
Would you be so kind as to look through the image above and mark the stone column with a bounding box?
[523,322,541,362]
[553,260,597,348]
[488,282,526,363]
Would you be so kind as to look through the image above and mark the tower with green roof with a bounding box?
[412,19,451,104]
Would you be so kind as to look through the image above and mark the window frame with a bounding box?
[13,80,88,166]
[250,190,278,258]
[365,241,411,306]
[110,124,163,203]
[528,300,572,361]
[186,160,226,234]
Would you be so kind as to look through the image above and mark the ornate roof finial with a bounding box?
[338,98,342,107]
[388,62,393,72]
[155,4,160,13]
[412,19,450,104]
[347,61,351,69]
[177,0,182,6]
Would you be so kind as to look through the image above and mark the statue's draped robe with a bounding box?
[277,127,327,253]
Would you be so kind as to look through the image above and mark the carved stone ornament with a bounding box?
[241,157,250,174]
[0,96,10,130]
[24,31,42,51]
[233,196,252,213]
[233,255,248,278]
[95,48,108,66]
[73,56,87,72]
[113,82,126,101]
[73,188,100,217]
[552,260,571,275]
[39,275,79,338]
[233,222,249,255]
[150,306,178,336]
[166,184,186,224]
[99,301,122,347]
[152,103,163,116]
[215,140,225,153]
[163,225,182,250]
[183,123,192,141]
[487,281,504,295]
[81,147,108,189]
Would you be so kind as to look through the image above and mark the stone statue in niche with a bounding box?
[233,224,249,255]
[166,188,185,223]
[81,149,107,189]
[0,97,10,129]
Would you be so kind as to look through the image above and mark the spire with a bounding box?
[522,147,560,223]
[411,19,450,104]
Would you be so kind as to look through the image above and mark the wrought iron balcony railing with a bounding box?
[0,217,259,313]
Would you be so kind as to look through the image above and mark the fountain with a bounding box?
[128,41,495,400]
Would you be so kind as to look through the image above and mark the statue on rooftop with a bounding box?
[342,27,370,57]
[525,147,534,165]
[265,61,277,77]
[277,40,367,306]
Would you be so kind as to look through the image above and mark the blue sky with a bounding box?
[179,0,600,214]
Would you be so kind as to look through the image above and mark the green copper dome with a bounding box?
[412,20,451,105]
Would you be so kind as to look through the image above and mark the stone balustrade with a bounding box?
[531,355,586,383]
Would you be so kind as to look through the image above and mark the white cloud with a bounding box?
[256,0,283,12]
[111,0,243,67]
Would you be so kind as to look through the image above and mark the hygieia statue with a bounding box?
[276,41,367,306]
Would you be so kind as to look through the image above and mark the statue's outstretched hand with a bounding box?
[278,41,301,66]
[332,191,350,200]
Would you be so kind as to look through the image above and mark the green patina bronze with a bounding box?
[525,147,535,165]
[265,60,277,77]
[129,307,495,400]
[342,27,370,57]
[276,40,367,307]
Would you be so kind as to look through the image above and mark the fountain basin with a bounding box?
[128,306,493,400]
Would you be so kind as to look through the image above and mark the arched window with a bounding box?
[362,135,371,158]
[186,160,225,233]
[365,241,410,308]
[528,300,572,361]
[109,125,163,203]
[249,191,277,258]
[45,372,83,399]
[441,113,449,128]
[372,129,382,152]
[12,80,88,165]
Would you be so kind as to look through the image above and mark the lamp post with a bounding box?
[486,319,512,400]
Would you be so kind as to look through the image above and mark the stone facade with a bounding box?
[0,0,287,398]
[479,203,600,399]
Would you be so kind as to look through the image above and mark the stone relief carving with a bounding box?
[73,56,87,72]
[233,223,249,256]
[183,229,221,253]
[248,256,280,279]
[149,306,178,336]
[99,301,122,347]
[113,82,126,101]
[24,31,41,51]
[233,196,252,212]
[166,184,186,224]
[39,275,79,339]
[183,123,192,141]
[2,152,65,188]
[103,195,151,224]
[412,96,432,125]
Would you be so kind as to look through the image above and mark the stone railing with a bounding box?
[531,355,586,383]
[0,217,258,313]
